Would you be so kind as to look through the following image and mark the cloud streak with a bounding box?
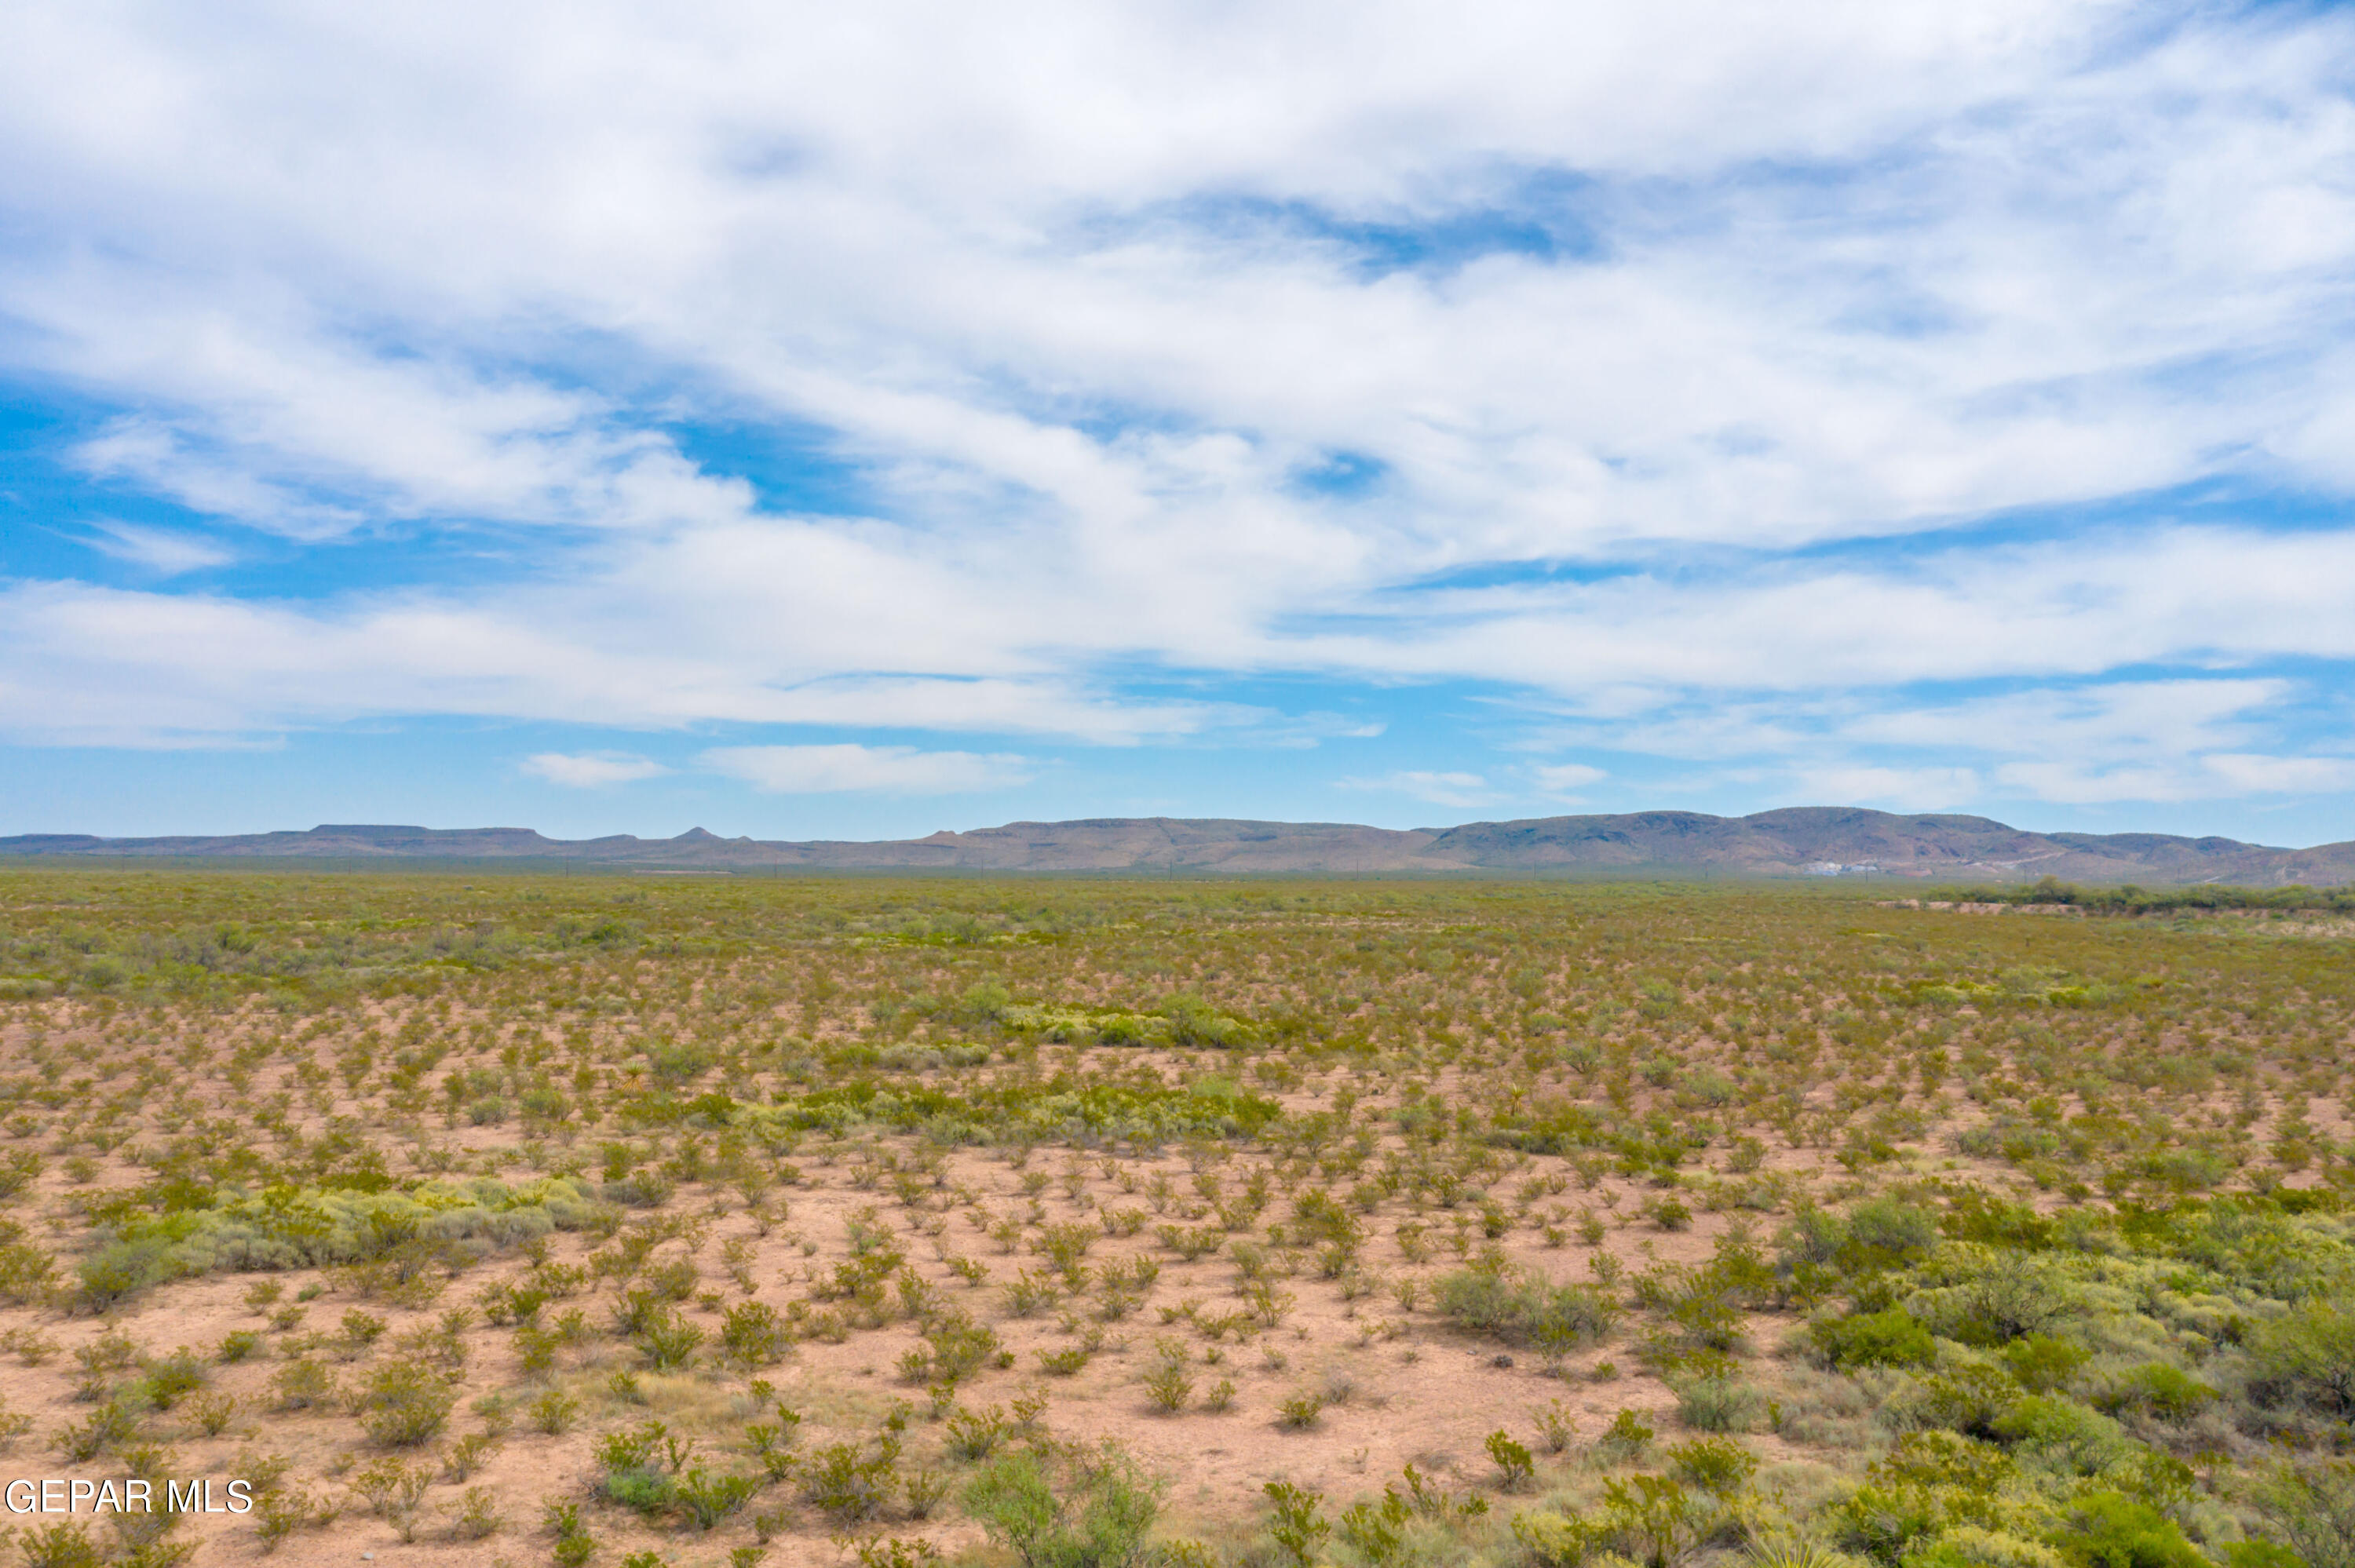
[520,752,670,787]
[699,744,1032,795]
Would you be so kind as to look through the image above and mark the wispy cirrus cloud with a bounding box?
[699,744,1031,795]
[1531,763,1607,797]
[1340,770,1498,809]
[520,752,670,787]
[79,521,234,575]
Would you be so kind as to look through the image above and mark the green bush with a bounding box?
[2246,1459,2355,1568]
[1999,1336,2089,1394]
[720,1301,789,1368]
[139,1348,207,1409]
[1673,1375,1765,1432]
[962,1444,1161,1568]
[805,1439,899,1523]
[1779,1199,1938,1283]
[1486,1429,1535,1490]
[1991,1395,2134,1475]
[1596,1474,1711,1568]
[75,1238,177,1311]
[1909,1365,2029,1440]
[1597,1408,1654,1461]
[357,1362,456,1447]
[1666,1435,1758,1495]
[2049,1493,2205,1568]
[2249,1297,2355,1417]
[18,1522,100,1568]
[1813,1308,1937,1370]
[606,1468,672,1515]
[637,1307,704,1370]
[1433,1266,1617,1353]
[2098,1365,2217,1424]
[670,1467,761,1531]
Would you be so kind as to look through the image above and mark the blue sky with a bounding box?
[5,1,2355,846]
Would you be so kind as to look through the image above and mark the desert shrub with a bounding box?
[1276,1392,1324,1429]
[1999,1336,2090,1394]
[1038,1347,1091,1377]
[944,1404,1011,1462]
[54,1400,140,1460]
[2245,1459,2355,1568]
[97,1178,602,1280]
[1338,1490,1411,1566]
[1486,1429,1535,1490]
[1596,1407,1654,1461]
[2048,1492,2205,1568]
[269,1358,338,1410]
[1433,1265,1617,1352]
[1144,1361,1192,1413]
[75,1238,177,1311]
[182,1389,239,1436]
[962,1443,1161,1568]
[636,1307,704,1370]
[1164,994,1251,1049]
[350,1457,432,1541]
[1263,1480,1328,1568]
[446,1485,503,1540]
[606,1466,674,1517]
[671,1467,761,1531]
[900,1311,1002,1385]
[0,1225,59,1307]
[1990,1395,2135,1475]
[2248,1296,2355,1417]
[1830,1438,2020,1565]
[1900,1528,2069,1568]
[719,1301,788,1368]
[1532,1474,1711,1568]
[1666,1435,1758,1495]
[1908,1365,2032,1441]
[1813,1307,1936,1370]
[357,1362,457,1446]
[804,1438,900,1523]
[529,1387,580,1434]
[1912,1255,2078,1347]
[2095,1364,2217,1423]
[545,1501,597,1568]
[138,1348,207,1410]
[20,1522,101,1568]
[444,1431,501,1482]
[1674,1375,1765,1432]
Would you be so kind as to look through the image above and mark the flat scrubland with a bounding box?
[0,870,2348,1568]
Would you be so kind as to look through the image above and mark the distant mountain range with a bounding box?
[7,808,2355,884]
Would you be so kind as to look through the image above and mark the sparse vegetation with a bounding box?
[0,866,2343,1565]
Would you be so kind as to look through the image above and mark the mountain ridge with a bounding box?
[7,808,2355,883]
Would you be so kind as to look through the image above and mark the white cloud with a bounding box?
[80,521,234,574]
[7,2,2353,574]
[519,751,669,787]
[699,743,1031,795]
[3,1,2355,815]
[1786,766,1981,813]
[1530,762,1607,795]
[1842,680,2288,760]
[9,527,2355,759]
[1340,770,1497,808]
[1999,754,2355,804]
